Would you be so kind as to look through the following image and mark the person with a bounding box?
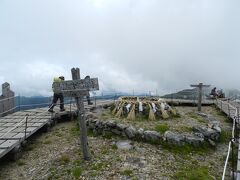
[85,76,93,105]
[48,76,65,113]
[210,87,217,97]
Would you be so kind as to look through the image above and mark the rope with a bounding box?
[221,99,238,180]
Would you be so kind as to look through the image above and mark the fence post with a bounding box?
[24,114,29,139]
[228,104,230,118]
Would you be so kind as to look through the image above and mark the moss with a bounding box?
[110,103,116,111]
[174,166,214,180]
[155,123,169,134]
[72,167,82,178]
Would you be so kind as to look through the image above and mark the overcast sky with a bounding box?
[0,0,239,96]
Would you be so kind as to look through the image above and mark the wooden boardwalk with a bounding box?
[0,100,112,160]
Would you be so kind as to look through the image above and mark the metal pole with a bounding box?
[18,94,21,112]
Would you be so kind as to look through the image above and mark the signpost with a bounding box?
[53,68,99,160]
[190,83,210,112]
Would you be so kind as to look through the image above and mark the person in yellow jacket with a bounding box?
[48,76,65,113]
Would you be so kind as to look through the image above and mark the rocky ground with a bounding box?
[0,106,233,180]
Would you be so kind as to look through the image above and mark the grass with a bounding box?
[161,141,211,155]
[92,162,108,171]
[58,154,70,164]
[174,166,214,180]
[16,160,26,166]
[155,123,169,134]
[188,112,206,123]
[121,169,133,177]
[72,167,82,179]
[219,130,231,143]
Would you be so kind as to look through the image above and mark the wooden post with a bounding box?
[71,68,91,160]
[190,83,210,112]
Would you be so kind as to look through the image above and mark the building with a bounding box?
[0,82,15,117]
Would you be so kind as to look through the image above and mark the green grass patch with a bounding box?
[161,142,210,155]
[111,144,118,150]
[17,160,26,166]
[70,123,80,137]
[72,167,82,178]
[219,130,231,143]
[174,166,214,180]
[92,162,108,171]
[58,154,70,164]
[155,123,169,134]
[121,169,133,177]
[188,112,206,123]
[43,139,52,144]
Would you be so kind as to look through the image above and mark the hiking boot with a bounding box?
[48,109,54,113]
[60,108,65,112]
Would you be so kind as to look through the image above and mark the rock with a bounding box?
[212,125,221,133]
[185,135,204,147]
[111,128,122,136]
[106,120,117,128]
[193,126,220,141]
[194,132,205,139]
[208,139,216,147]
[125,126,137,139]
[116,123,128,131]
[136,128,144,140]
[144,131,162,143]
[164,131,185,146]
[116,140,133,150]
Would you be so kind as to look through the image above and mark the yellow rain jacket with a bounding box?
[52,77,64,93]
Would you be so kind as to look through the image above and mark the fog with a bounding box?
[0,0,239,96]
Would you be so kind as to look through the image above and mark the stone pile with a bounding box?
[86,118,213,147]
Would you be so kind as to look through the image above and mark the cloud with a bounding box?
[0,0,239,96]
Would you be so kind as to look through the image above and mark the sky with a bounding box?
[0,0,240,96]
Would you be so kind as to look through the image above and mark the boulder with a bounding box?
[116,123,128,131]
[136,128,144,140]
[116,140,133,150]
[144,131,162,143]
[193,126,220,141]
[185,135,204,147]
[125,126,137,139]
[164,131,185,146]
[106,120,117,128]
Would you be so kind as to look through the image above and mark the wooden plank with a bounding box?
[0,140,6,145]
[52,78,99,95]
[0,140,19,149]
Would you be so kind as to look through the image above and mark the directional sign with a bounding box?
[52,78,99,97]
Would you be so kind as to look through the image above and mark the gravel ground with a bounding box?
[0,106,233,180]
